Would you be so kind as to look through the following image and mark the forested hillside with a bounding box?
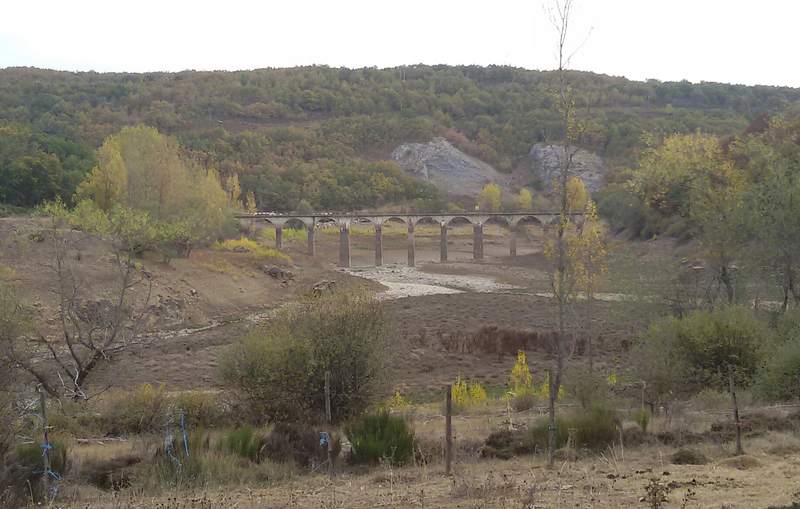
[1,65,799,211]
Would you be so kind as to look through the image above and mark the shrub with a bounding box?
[262,422,340,468]
[507,351,536,411]
[690,387,731,411]
[12,439,69,503]
[346,412,415,466]
[526,417,569,453]
[0,390,22,507]
[509,351,532,390]
[633,408,650,433]
[451,377,487,413]
[81,454,141,491]
[756,338,800,401]
[50,388,228,437]
[172,391,228,428]
[144,428,295,490]
[532,372,565,400]
[222,426,264,462]
[221,292,387,423]
[99,383,168,435]
[633,307,769,409]
[483,428,539,459]
[387,391,411,412]
[565,367,608,409]
[670,448,708,465]
[527,404,618,453]
[510,392,537,412]
[595,184,647,236]
[569,404,619,450]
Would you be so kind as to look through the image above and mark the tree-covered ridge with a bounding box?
[1,65,799,211]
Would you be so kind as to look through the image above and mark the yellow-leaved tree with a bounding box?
[633,133,745,302]
[77,141,127,212]
[76,125,230,254]
[509,350,533,392]
[515,188,533,211]
[569,199,608,370]
[477,183,502,212]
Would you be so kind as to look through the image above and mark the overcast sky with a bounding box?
[1,0,798,87]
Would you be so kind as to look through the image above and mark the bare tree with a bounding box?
[4,208,151,399]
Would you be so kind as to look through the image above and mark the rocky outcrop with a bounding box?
[528,143,604,193]
[391,138,512,197]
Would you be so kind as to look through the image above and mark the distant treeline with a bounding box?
[1,65,799,211]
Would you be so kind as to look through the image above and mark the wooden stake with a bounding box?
[38,385,50,502]
[729,369,744,456]
[445,385,453,475]
[324,371,333,477]
[324,371,332,425]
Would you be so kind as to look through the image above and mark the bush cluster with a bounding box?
[345,412,415,466]
[221,292,387,424]
[50,385,228,437]
[528,411,620,453]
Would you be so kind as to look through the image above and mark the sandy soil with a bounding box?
[1,217,635,392]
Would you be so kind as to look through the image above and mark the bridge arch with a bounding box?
[414,216,440,227]
[446,215,474,226]
[379,216,408,226]
[282,218,310,229]
[511,215,545,227]
[484,215,511,227]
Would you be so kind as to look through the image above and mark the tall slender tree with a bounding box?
[543,0,587,468]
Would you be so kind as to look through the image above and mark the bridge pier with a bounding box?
[407,222,415,267]
[473,223,484,261]
[440,223,448,263]
[374,224,383,266]
[307,224,315,256]
[339,225,351,268]
[509,225,517,257]
[275,226,283,250]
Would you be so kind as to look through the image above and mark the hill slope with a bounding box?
[1,65,799,211]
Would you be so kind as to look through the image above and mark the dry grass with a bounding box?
[56,439,800,508]
[36,397,800,508]
[194,258,243,276]
[212,237,292,264]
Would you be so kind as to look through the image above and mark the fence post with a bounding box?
[445,384,452,475]
[38,385,50,501]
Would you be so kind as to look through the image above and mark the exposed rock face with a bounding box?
[391,138,512,197]
[528,143,604,193]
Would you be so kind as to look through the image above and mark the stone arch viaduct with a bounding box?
[235,212,576,268]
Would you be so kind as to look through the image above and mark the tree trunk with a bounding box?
[729,369,743,456]
[547,369,557,466]
[720,265,734,304]
[781,284,790,314]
